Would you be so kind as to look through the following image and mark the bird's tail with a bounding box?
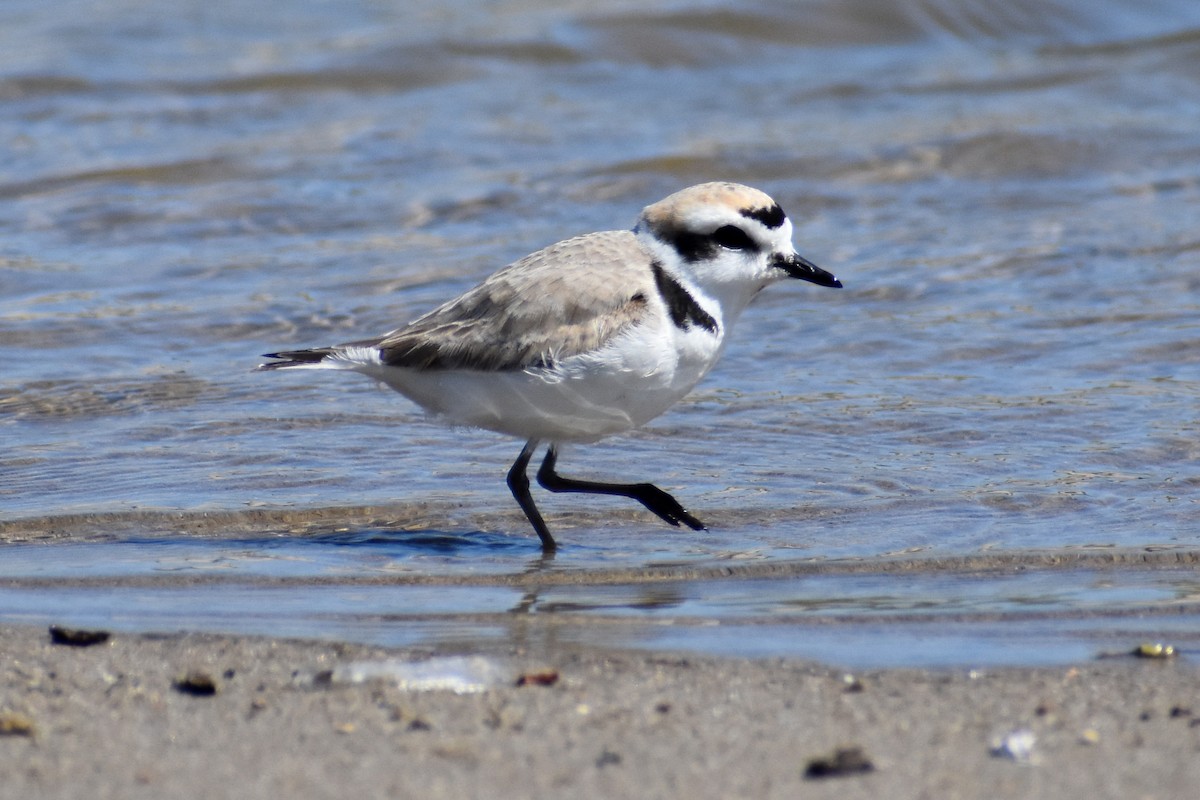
[256,348,337,371]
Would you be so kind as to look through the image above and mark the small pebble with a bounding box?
[990,729,1037,763]
[804,746,874,779]
[0,711,36,737]
[1134,643,1176,659]
[174,670,218,696]
[515,669,559,687]
[49,625,111,647]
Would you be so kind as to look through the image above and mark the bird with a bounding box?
[259,182,842,551]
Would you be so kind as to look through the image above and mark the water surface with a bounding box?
[2,0,1199,667]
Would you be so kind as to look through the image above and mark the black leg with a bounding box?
[535,445,706,531]
[507,440,557,551]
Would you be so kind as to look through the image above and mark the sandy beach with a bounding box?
[4,2,1200,796]
[2,622,1196,800]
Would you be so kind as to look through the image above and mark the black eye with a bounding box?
[711,225,756,251]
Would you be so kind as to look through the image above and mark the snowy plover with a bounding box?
[260,182,842,550]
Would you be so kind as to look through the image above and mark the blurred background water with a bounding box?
[1,0,1198,666]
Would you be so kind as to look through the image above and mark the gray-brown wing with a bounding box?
[369,230,657,371]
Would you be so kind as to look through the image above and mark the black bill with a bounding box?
[773,252,842,288]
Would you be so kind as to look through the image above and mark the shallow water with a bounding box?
[2,0,1199,667]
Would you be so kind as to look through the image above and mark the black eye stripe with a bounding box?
[660,224,760,262]
[665,229,717,262]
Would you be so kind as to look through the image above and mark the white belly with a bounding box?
[360,321,723,443]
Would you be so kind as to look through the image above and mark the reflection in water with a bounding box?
[0,536,1198,667]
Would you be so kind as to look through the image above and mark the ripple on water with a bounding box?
[2,0,1200,665]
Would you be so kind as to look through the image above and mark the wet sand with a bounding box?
[3,622,1196,799]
